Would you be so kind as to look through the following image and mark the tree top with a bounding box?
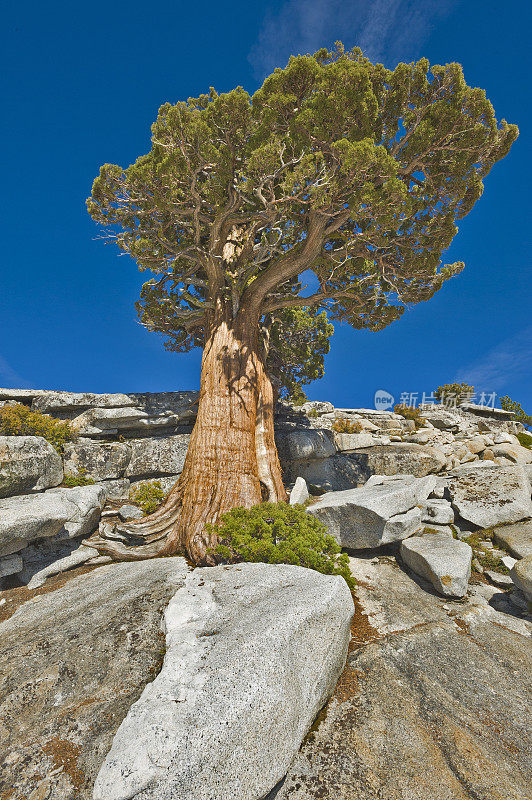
[88,44,518,347]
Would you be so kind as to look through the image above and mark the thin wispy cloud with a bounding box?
[249,0,455,79]
[0,353,30,389]
[455,326,532,394]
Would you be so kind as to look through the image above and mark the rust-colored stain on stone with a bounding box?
[42,738,84,792]
[334,591,381,703]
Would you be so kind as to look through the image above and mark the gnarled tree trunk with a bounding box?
[85,302,287,565]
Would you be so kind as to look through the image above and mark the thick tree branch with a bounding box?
[242,213,328,315]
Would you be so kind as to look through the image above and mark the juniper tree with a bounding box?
[87,44,517,564]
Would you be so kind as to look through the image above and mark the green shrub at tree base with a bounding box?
[208,502,355,589]
[130,480,167,515]
[0,403,75,453]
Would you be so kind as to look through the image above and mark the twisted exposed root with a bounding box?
[82,535,170,561]
[83,480,186,561]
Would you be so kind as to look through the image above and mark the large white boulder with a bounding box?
[421,407,462,431]
[72,406,154,435]
[449,464,532,529]
[0,485,106,556]
[491,442,532,464]
[0,559,191,799]
[459,402,515,421]
[97,478,131,501]
[283,453,367,493]
[423,499,455,526]
[308,475,436,548]
[401,532,472,597]
[71,393,199,437]
[32,391,136,413]
[334,432,386,451]
[0,436,63,497]
[93,563,354,800]
[298,400,335,416]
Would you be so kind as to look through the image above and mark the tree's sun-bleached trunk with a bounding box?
[87,303,287,564]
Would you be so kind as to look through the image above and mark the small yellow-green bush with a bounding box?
[394,404,424,427]
[208,502,355,589]
[0,403,75,453]
[434,382,475,403]
[62,468,95,487]
[130,480,167,515]
[332,417,362,434]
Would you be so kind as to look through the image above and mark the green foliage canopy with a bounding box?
[88,44,517,353]
[269,307,334,401]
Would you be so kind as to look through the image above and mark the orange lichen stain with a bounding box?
[42,738,84,793]
[453,616,470,635]
[334,591,380,703]
[348,590,381,650]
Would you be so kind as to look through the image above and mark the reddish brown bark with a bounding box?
[86,302,287,565]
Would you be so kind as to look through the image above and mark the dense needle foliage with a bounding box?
[269,307,334,401]
[209,502,355,588]
[434,382,475,403]
[88,44,518,356]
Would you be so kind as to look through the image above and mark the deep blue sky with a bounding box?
[1,0,530,408]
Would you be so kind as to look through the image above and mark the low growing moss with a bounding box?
[463,530,509,574]
[208,502,355,589]
[0,403,75,453]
